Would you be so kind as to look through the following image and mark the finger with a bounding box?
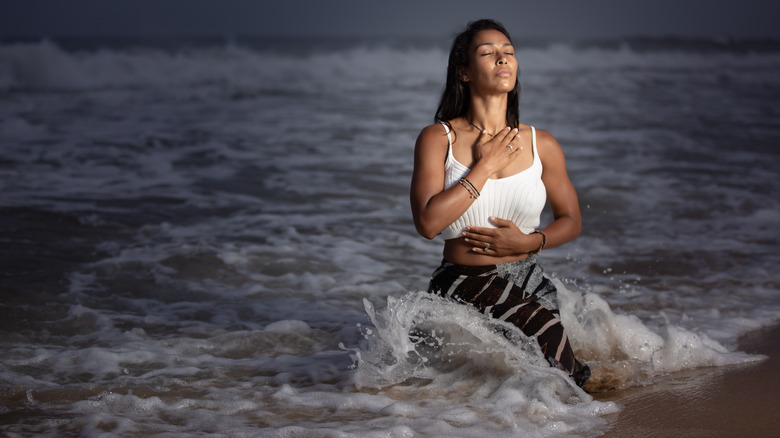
[499,129,520,154]
[477,129,496,145]
[462,226,495,238]
[462,236,483,246]
[467,239,493,253]
[487,216,512,227]
[482,127,510,146]
[508,134,522,152]
[462,237,485,251]
[463,233,494,245]
[497,127,519,145]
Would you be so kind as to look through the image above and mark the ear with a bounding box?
[459,68,470,83]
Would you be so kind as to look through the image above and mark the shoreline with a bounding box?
[594,324,780,437]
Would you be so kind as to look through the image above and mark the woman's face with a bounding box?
[461,29,517,95]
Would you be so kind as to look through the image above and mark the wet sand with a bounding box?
[595,325,780,437]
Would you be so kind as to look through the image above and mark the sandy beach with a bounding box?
[595,325,780,437]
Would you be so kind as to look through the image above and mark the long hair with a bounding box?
[434,19,520,130]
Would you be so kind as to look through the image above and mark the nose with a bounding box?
[497,56,507,65]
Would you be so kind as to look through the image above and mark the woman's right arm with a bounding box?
[410,124,470,239]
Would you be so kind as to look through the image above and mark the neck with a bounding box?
[467,94,508,133]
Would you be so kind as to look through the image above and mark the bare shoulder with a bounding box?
[532,127,566,161]
[417,122,449,144]
[533,127,561,149]
[415,122,450,155]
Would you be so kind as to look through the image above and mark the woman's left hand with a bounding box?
[462,216,534,257]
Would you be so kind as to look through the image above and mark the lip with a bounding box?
[496,69,513,78]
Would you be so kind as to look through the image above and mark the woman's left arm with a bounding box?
[537,129,581,249]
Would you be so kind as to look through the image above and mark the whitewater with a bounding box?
[0,36,778,437]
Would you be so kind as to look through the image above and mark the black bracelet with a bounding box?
[461,177,480,197]
[458,178,480,199]
[531,230,546,254]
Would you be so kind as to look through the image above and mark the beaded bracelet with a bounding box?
[458,178,480,199]
[530,230,547,254]
[458,179,477,198]
[458,178,480,198]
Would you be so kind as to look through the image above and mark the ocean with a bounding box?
[1,35,778,437]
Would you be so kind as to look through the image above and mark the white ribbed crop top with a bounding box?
[441,122,547,240]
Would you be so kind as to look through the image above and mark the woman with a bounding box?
[410,19,590,387]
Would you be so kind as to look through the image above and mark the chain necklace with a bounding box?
[468,118,501,138]
[468,118,523,151]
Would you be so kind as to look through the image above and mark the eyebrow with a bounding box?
[475,42,514,49]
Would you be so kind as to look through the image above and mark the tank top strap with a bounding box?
[530,126,539,165]
[439,121,453,147]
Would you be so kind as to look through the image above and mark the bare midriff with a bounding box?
[443,236,531,266]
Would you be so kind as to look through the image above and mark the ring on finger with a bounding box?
[506,144,513,152]
[484,242,490,251]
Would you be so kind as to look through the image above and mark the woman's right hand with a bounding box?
[473,127,522,176]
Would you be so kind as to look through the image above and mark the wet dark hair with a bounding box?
[434,19,520,130]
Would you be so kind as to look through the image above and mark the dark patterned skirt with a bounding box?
[427,255,590,387]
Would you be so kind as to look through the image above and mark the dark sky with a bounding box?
[2,0,779,40]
